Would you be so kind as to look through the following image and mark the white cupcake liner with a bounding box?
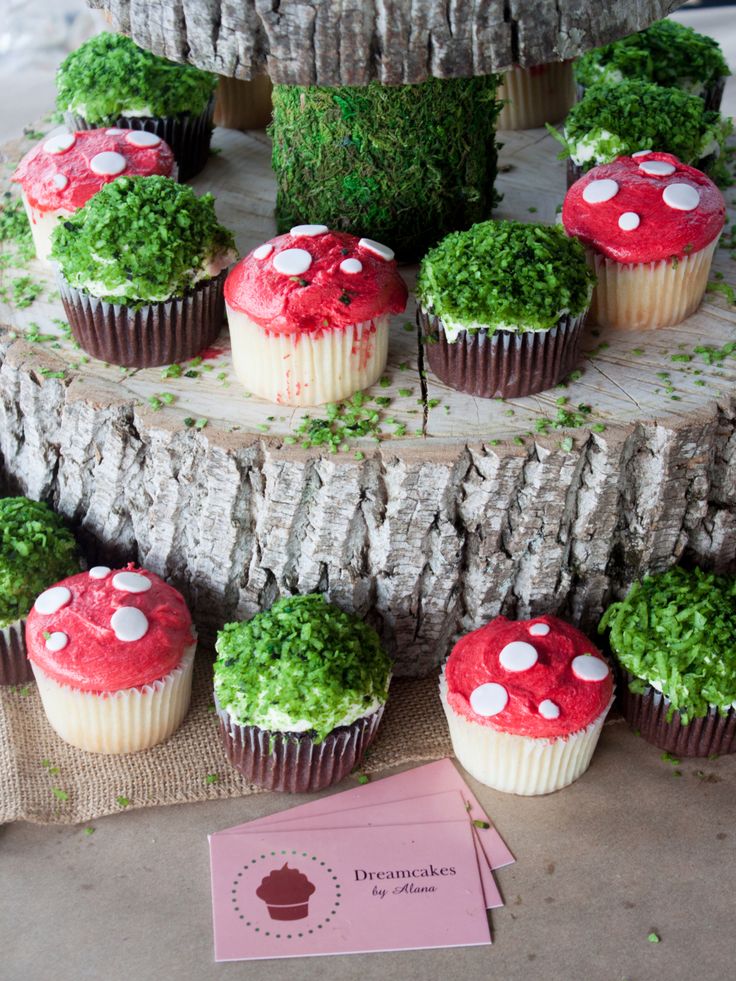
[0,618,33,686]
[226,308,390,406]
[30,642,196,754]
[587,237,719,330]
[497,62,576,130]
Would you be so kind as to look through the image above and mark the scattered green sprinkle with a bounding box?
[205,773,220,785]
[51,788,69,802]
[648,933,660,944]
[116,795,131,808]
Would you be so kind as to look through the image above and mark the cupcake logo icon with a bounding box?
[255,863,317,921]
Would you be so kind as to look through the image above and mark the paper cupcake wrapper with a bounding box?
[66,96,214,182]
[226,308,390,406]
[0,619,33,687]
[418,308,586,399]
[30,642,196,754]
[214,75,273,130]
[618,670,736,758]
[497,62,575,130]
[58,271,226,368]
[215,698,386,792]
[587,238,718,330]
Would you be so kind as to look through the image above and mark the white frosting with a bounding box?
[618,211,640,232]
[34,586,72,616]
[340,258,363,274]
[89,566,111,579]
[289,224,328,237]
[45,631,69,652]
[111,606,149,642]
[43,132,75,155]
[499,641,538,673]
[663,183,700,212]
[125,130,162,148]
[273,248,312,276]
[253,243,274,260]
[529,622,550,637]
[90,151,127,177]
[52,173,69,191]
[359,237,395,261]
[106,128,127,135]
[112,571,152,593]
[631,150,651,158]
[469,682,508,717]
[571,654,609,682]
[639,160,676,177]
[583,179,619,204]
[570,129,624,166]
[246,694,385,733]
[538,699,560,720]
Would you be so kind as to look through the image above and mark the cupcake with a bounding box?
[256,864,316,920]
[552,79,732,186]
[51,175,236,367]
[497,61,576,130]
[25,564,196,753]
[599,567,736,757]
[440,614,614,795]
[57,32,217,181]
[11,127,175,262]
[416,220,594,399]
[562,153,726,330]
[214,594,392,792]
[0,498,79,686]
[575,19,730,111]
[224,227,408,406]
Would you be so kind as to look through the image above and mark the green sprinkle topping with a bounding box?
[648,933,661,944]
[560,436,574,452]
[205,773,220,785]
[9,275,42,309]
[51,788,69,802]
[116,795,131,808]
[355,773,370,785]
[398,388,413,398]
[472,819,491,829]
[84,827,95,836]
[161,364,183,379]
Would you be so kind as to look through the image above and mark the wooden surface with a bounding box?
[87,0,687,85]
[2,122,736,675]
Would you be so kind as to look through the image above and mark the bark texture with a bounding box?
[87,0,687,85]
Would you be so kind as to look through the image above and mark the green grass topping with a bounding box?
[56,32,217,123]
[599,567,736,722]
[417,220,594,333]
[0,196,35,265]
[214,594,392,741]
[270,76,502,260]
[50,176,235,305]
[0,497,79,627]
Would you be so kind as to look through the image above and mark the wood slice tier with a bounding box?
[88,0,687,85]
[1,124,735,676]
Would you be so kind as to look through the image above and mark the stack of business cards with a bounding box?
[209,758,514,961]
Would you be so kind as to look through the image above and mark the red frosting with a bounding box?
[562,153,725,264]
[12,129,175,213]
[26,564,194,692]
[444,615,613,738]
[224,229,408,335]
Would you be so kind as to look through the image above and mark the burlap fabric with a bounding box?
[0,653,451,825]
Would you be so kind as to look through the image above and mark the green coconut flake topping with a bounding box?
[0,497,79,627]
[599,567,736,723]
[416,220,594,333]
[575,19,730,92]
[56,32,217,123]
[214,594,392,741]
[50,175,235,305]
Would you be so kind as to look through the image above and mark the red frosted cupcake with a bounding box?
[26,564,196,753]
[256,863,316,920]
[224,226,408,405]
[12,128,175,262]
[562,152,726,329]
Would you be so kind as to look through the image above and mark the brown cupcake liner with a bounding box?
[58,270,227,368]
[418,308,586,399]
[215,697,385,793]
[65,95,215,182]
[497,62,575,130]
[214,75,273,131]
[0,619,33,687]
[618,670,736,758]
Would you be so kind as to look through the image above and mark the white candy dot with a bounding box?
[571,654,610,682]
[340,258,363,274]
[89,566,111,579]
[106,128,127,135]
[43,132,75,155]
[618,211,640,232]
[639,160,676,177]
[289,224,328,237]
[112,571,152,594]
[90,151,127,177]
[529,622,550,637]
[632,150,651,158]
[125,130,162,148]
[253,243,274,260]
[538,699,560,720]
[582,179,619,204]
[34,586,72,616]
[273,248,312,276]
[359,237,395,261]
[663,183,700,212]
[52,173,69,191]
[469,682,509,717]
[499,640,538,673]
[111,607,149,642]
[45,631,69,652]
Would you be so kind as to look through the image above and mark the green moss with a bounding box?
[214,594,392,741]
[416,220,594,333]
[269,76,502,260]
[56,32,217,123]
[0,498,79,627]
[50,176,235,305]
[599,567,736,722]
[575,19,730,93]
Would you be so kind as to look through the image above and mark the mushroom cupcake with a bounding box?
[12,127,175,262]
[562,153,726,330]
[224,227,408,406]
[51,174,236,367]
[25,564,196,753]
[441,614,614,795]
